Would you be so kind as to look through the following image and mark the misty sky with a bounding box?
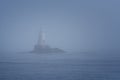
[0,0,120,52]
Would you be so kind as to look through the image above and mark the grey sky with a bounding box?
[0,0,120,52]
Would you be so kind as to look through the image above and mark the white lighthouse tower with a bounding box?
[37,28,46,47]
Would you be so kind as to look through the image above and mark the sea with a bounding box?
[0,51,120,80]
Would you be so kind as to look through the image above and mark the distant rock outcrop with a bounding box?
[31,45,65,53]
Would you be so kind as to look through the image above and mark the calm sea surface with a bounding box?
[0,52,120,80]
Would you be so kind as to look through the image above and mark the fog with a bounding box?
[0,0,120,52]
[0,1,120,80]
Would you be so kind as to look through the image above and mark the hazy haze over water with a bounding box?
[0,0,120,80]
[0,0,120,52]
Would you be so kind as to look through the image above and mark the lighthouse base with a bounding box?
[31,45,65,53]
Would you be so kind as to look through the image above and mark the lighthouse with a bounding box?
[37,28,46,47]
[31,27,65,53]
